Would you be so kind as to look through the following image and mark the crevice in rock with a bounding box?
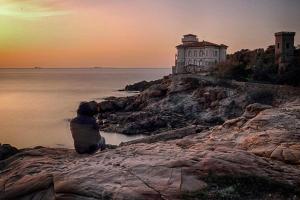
[179,168,183,192]
[167,168,174,185]
[127,169,167,200]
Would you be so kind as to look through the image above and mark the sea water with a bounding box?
[0,68,170,148]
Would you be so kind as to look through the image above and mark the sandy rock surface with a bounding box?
[1,100,300,199]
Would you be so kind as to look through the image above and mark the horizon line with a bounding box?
[0,66,172,69]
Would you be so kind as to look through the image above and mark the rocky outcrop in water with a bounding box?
[98,75,299,136]
[1,100,300,199]
[123,78,165,92]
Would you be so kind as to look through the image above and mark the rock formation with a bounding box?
[98,75,299,136]
[1,99,300,199]
[1,75,300,199]
[0,144,19,161]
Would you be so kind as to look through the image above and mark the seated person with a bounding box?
[70,102,106,154]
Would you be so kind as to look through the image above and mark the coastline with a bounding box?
[1,75,300,199]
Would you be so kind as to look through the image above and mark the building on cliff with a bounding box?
[275,32,296,74]
[172,34,228,75]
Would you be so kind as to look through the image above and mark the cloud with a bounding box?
[0,0,69,18]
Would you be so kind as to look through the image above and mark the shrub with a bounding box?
[277,63,300,86]
[216,61,250,81]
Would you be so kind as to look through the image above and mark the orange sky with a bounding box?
[0,0,300,68]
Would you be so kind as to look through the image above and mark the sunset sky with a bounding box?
[0,0,300,68]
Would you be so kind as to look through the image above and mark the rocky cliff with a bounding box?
[1,99,300,199]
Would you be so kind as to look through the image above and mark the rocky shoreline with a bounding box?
[97,74,298,136]
[1,75,300,199]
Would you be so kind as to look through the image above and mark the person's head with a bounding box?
[77,102,96,117]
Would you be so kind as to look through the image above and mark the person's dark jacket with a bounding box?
[70,115,101,154]
[70,102,101,154]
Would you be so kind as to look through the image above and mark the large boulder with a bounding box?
[122,116,168,135]
[125,80,149,91]
[142,84,168,98]
[98,97,131,113]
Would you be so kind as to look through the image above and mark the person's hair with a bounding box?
[77,102,95,117]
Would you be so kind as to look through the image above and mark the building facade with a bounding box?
[172,34,227,74]
[275,32,296,73]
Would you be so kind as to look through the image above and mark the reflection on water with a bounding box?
[0,68,170,148]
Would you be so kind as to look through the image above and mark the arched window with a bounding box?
[194,60,197,65]
[188,50,192,57]
[194,50,197,57]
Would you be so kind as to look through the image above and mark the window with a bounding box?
[277,43,280,49]
[194,60,197,65]
[214,51,218,57]
[188,50,191,57]
[286,43,290,49]
[194,50,197,57]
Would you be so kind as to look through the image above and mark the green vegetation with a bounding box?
[181,175,300,200]
[215,46,300,86]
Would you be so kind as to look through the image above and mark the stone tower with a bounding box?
[275,32,295,73]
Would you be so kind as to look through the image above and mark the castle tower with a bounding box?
[275,32,295,73]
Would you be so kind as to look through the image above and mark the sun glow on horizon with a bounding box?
[0,0,300,68]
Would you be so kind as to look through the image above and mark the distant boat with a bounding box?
[34,67,42,69]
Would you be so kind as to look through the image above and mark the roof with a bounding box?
[275,32,296,36]
[176,40,228,49]
[183,34,197,37]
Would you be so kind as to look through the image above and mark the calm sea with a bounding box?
[0,68,170,148]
